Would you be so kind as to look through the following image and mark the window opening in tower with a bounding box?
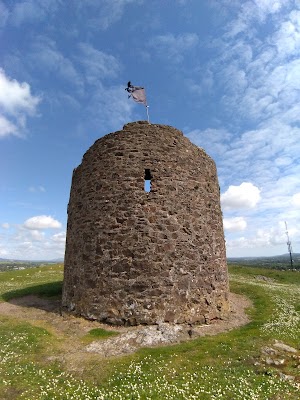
[144,169,152,192]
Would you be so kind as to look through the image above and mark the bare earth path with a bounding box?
[0,293,251,370]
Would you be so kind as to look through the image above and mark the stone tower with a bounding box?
[62,121,229,325]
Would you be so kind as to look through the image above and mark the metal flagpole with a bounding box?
[146,105,150,124]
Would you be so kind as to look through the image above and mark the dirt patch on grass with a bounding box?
[0,293,251,370]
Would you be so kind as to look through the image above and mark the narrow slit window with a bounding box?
[144,169,152,192]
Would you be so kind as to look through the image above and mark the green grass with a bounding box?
[0,264,299,399]
[2,281,63,301]
[86,328,119,339]
[228,263,300,285]
[0,264,63,302]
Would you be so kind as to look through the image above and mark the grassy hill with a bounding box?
[0,264,299,399]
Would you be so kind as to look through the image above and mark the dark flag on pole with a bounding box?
[126,81,147,105]
[125,81,150,123]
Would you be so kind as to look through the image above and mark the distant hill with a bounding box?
[0,258,64,263]
[227,253,300,269]
[0,258,64,272]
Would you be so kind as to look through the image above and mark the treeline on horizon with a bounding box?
[1,256,300,272]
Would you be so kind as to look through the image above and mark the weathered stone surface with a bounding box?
[273,340,298,353]
[86,323,189,357]
[62,121,229,325]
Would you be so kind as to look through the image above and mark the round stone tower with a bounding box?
[62,121,229,325]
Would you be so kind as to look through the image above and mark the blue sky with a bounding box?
[1,0,300,260]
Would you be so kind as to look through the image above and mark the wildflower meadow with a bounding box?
[0,264,299,399]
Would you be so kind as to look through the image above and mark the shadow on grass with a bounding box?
[1,281,63,313]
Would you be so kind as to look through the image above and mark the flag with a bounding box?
[125,82,147,106]
[131,87,147,105]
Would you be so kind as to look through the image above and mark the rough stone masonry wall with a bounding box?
[62,121,229,326]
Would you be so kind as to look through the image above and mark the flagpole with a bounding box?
[146,105,150,124]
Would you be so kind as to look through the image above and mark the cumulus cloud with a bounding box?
[23,215,62,230]
[0,216,66,260]
[221,182,261,210]
[223,216,247,232]
[0,69,40,138]
[0,68,40,114]
[225,221,298,257]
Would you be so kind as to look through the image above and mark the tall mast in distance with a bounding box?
[285,221,293,269]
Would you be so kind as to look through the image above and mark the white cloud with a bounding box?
[0,68,40,115]
[221,182,261,210]
[216,7,300,128]
[194,2,300,132]
[223,217,247,232]
[29,37,82,90]
[0,246,8,257]
[9,0,61,26]
[23,215,62,230]
[30,230,45,241]
[7,0,143,31]
[76,0,143,30]
[224,0,286,38]
[271,10,300,60]
[28,185,46,193]
[149,33,199,63]
[185,2,300,257]
[274,156,293,167]
[0,222,66,260]
[225,219,299,257]
[27,37,132,132]
[1,223,10,229]
[11,1,44,25]
[0,115,18,138]
[0,69,40,138]
[0,1,9,28]
[99,0,144,30]
[186,128,232,159]
[87,84,136,131]
[77,43,120,84]
[52,232,66,244]
[291,192,300,207]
